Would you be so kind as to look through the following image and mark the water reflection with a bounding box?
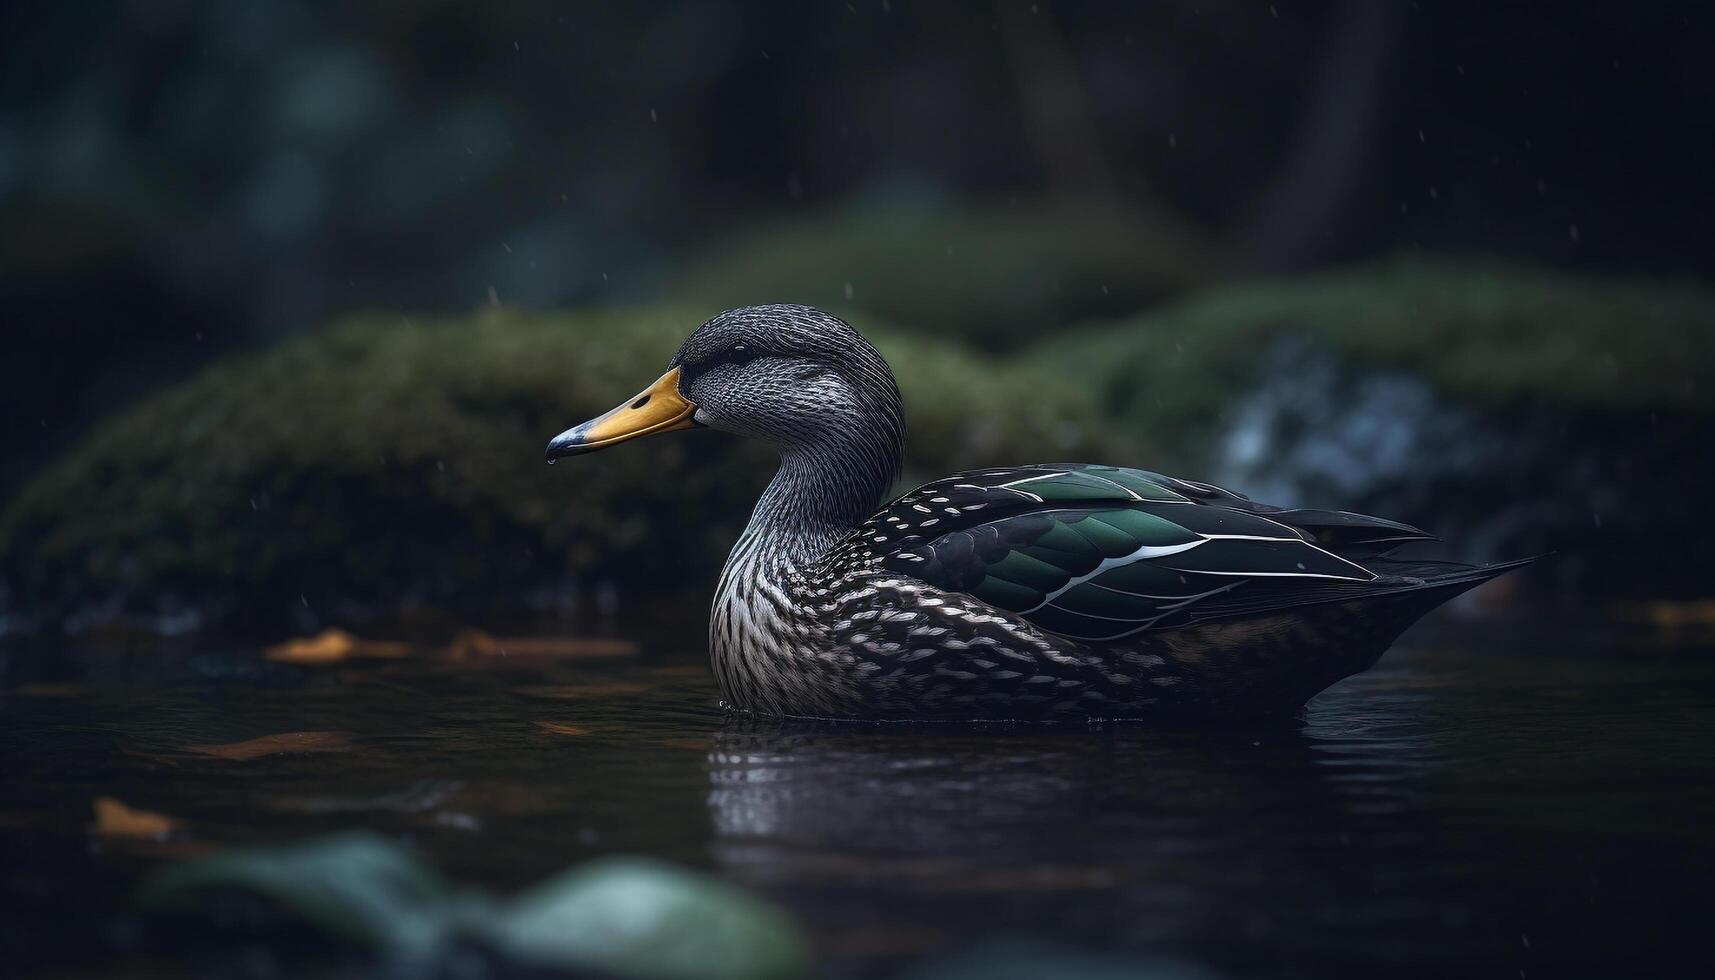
[700,640,1715,978]
[711,718,1333,853]
[704,710,1425,974]
[2,627,1711,978]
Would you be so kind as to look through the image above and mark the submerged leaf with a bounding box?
[495,856,811,980]
[448,629,638,659]
[534,721,593,736]
[265,780,465,816]
[186,731,354,760]
[514,682,651,700]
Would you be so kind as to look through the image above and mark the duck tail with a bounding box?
[1346,556,1541,631]
[1366,555,1540,597]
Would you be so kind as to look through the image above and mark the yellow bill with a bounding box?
[545,367,700,460]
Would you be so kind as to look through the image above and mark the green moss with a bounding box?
[671,201,1209,348]
[0,305,1137,632]
[1044,257,1715,464]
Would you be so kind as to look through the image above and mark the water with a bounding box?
[2,616,1712,978]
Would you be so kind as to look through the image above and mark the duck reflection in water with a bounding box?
[702,712,1434,973]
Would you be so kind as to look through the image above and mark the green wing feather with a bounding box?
[869,464,1426,641]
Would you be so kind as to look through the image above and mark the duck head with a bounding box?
[545,304,904,463]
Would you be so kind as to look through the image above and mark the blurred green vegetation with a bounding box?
[1047,257,1715,466]
[672,201,1211,346]
[142,834,811,980]
[0,305,1136,632]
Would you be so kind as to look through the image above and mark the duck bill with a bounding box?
[545,367,700,460]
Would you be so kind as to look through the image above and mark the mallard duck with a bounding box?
[546,305,1527,721]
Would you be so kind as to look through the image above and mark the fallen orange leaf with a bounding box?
[1613,598,1715,629]
[93,797,179,839]
[265,628,354,662]
[265,628,410,663]
[534,721,593,736]
[186,731,354,760]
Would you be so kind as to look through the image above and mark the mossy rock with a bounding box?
[671,201,1209,348]
[1044,258,1715,593]
[1049,257,1714,452]
[0,305,1137,634]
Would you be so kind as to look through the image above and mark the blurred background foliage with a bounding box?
[1,1,1711,633]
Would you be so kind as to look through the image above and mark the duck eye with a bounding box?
[730,343,749,357]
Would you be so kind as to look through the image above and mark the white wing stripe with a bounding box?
[1023,539,1206,614]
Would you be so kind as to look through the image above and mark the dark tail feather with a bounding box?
[1167,556,1538,627]
[1162,555,1538,718]
[1311,556,1540,686]
[1354,556,1539,631]
[1367,555,1539,595]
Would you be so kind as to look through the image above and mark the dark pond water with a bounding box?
[2,614,1712,979]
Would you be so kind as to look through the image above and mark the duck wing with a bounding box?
[856,463,1461,642]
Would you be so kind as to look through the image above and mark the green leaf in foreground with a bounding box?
[137,835,811,980]
[138,832,454,957]
[496,856,811,980]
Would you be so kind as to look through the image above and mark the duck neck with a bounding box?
[711,433,898,716]
[738,427,903,575]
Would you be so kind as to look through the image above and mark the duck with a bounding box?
[545,305,1528,722]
